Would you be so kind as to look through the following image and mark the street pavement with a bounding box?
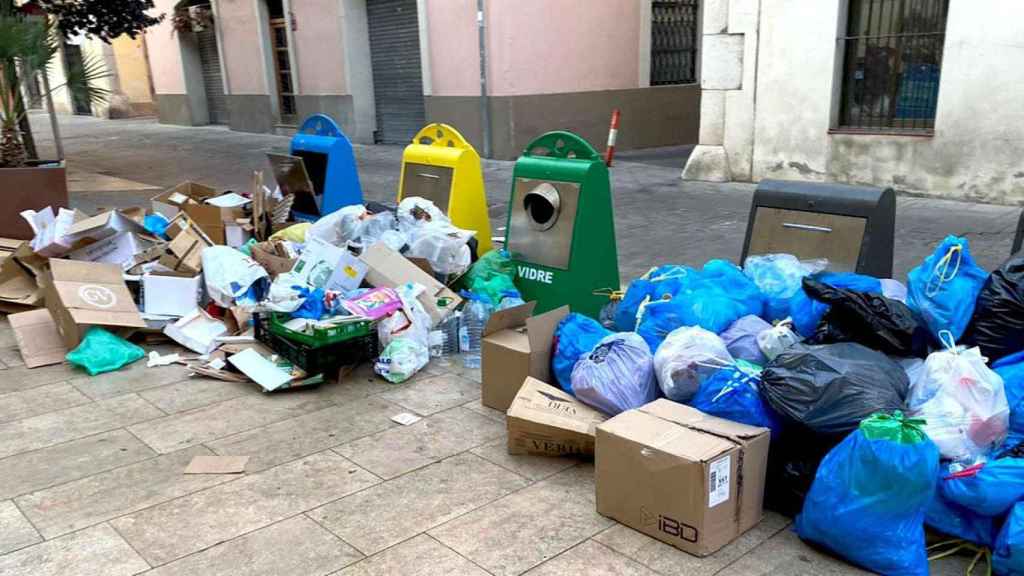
[0,113,1010,575]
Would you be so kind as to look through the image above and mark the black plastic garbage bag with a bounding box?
[964,254,1024,363]
[802,278,930,358]
[761,342,909,435]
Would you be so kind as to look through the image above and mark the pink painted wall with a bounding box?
[217,0,267,94]
[146,0,185,93]
[293,0,347,94]
[425,0,479,96]
[485,0,641,95]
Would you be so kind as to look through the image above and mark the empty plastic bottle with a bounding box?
[459,292,492,369]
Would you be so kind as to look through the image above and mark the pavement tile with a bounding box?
[315,364,399,404]
[310,453,528,555]
[139,378,258,414]
[0,362,79,395]
[429,464,615,576]
[0,343,23,368]
[145,515,362,576]
[0,500,40,555]
[334,406,504,479]
[128,392,334,454]
[470,438,580,481]
[593,512,792,576]
[0,382,91,424]
[461,399,506,422]
[0,394,162,460]
[0,523,149,576]
[207,397,400,473]
[332,534,489,576]
[524,540,660,576]
[377,373,481,416]
[16,446,230,539]
[71,363,193,400]
[0,429,155,501]
[110,451,379,567]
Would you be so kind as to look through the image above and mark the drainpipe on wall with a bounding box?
[476,0,491,158]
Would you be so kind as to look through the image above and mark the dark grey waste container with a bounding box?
[741,179,896,278]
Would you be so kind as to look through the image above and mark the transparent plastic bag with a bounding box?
[66,327,145,376]
[908,332,1009,462]
[306,205,367,247]
[375,338,429,384]
[743,254,828,322]
[757,320,802,361]
[571,332,658,416]
[652,325,733,402]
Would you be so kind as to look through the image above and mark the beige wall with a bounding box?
[112,36,154,104]
[293,0,347,94]
[146,0,187,95]
[424,0,478,96]
[217,0,266,94]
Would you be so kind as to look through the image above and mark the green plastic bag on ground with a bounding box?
[66,327,145,376]
[463,249,519,305]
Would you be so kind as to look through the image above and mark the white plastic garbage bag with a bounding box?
[909,332,1009,462]
[757,320,802,361]
[571,332,658,415]
[307,205,367,247]
[263,271,307,313]
[201,246,268,307]
[653,326,733,402]
[406,223,475,276]
[375,283,432,383]
[375,337,430,384]
[397,196,447,233]
[360,211,397,246]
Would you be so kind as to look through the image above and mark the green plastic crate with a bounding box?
[267,312,373,348]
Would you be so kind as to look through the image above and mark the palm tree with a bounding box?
[0,11,108,168]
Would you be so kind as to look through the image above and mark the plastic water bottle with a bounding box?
[459,293,492,369]
[496,290,526,311]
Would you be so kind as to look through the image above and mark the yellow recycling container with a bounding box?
[398,123,493,255]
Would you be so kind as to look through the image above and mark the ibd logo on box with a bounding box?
[517,266,553,284]
[78,285,117,308]
[641,507,698,543]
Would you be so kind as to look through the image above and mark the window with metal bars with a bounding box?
[837,0,949,132]
[650,0,699,86]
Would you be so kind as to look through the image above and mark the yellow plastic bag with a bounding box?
[270,222,311,243]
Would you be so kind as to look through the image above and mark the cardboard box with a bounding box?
[250,241,296,278]
[151,182,219,220]
[360,243,461,326]
[507,377,608,457]
[8,308,67,368]
[68,231,162,270]
[480,303,568,411]
[595,400,770,557]
[0,241,48,309]
[142,272,203,317]
[152,182,246,245]
[161,213,214,273]
[65,210,147,245]
[44,259,147,349]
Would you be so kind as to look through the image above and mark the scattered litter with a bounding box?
[147,351,182,367]
[184,455,249,475]
[8,308,67,368]
[391,412,422,426]
[228,348,293,392]
[66,327,145,376]
[164,309,229,354]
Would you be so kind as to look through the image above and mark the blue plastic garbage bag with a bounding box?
[552,313,612,393]
[995,502,1024,575]
[571,332,658,416]
[925,483,1000,548]
[995,350,1024,437]
[907,235,988,342]
[720,315,771,365]
[796,412,939,576]
[789,272,882,337]
[744,254,827,323]
[690,360,782,437]
[614,265,695,332]
[66,327,145,376]
[636,297,690,353]
[702,260,765,319]
[291,287,326,320]
[939,457,1024,517]
[143,213,170,239]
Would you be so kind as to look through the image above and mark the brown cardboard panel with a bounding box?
[506,377,608,457]
[525,305,569,385]
[360,243,461,325]
[8,309,67,368]
[151,181,220,220]
[0,242,46,307]
[480,305,568,412]
[45,259,146,349]
[482,301,536,337]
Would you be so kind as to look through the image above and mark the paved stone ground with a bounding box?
[0,113,1010,574]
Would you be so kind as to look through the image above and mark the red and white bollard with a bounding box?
[604,108,621,167]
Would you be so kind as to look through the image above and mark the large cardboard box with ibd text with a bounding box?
[480,303,568,411]
[596,400,770,557]
[44,259,147,348]
[507,377,608,457]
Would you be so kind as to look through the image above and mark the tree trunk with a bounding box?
[16,102,36,160]
[1,124,27,168]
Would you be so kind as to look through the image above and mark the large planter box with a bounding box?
[0,161,69,240]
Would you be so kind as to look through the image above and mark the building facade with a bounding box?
[683,0,1024,203]
[145,0,702,158]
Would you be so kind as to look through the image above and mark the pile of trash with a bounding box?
[0,177,515,392]
[543,237,1024,575]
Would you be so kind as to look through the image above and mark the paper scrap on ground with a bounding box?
[147,351,181,367]
[391,412,422,426]
[184,455,249,475]
[228,348,292,392]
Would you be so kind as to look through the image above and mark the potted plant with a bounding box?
[0,11,108,239]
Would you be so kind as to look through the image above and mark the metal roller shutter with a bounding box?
[196,27,228,125]
[367,0,426,144]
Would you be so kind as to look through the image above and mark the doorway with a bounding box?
[366,0,425,144]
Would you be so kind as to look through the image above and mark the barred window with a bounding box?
[650,0,699,86]
[838,0,949,132]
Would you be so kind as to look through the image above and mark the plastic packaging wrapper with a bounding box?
[925,485,999,548]
[880,278,908,303]
[908,336,1009,462]
[406,222,474,276]
[964,253,1024,362]
[796,412,939,576]
[802,278,929,358]
[907,235,988,342]
[377,283,431,350]
[359,211,397,247]
[994,350,1024,437]
[788,272,881,337]
[614,265,695,332]
[743,254,828,322]
[397,196,447,233]
[995,502,1024,576]
[375,338,429,384]
[144,213,170,239]
[939,457,1024,517]
[757,320,801,361]
[720,315,770,365]
[571,332,657,416]
[21,207,78,256]
[653,326,733,403]
[690,360,782,437]
[202,246,269,308]
[761,342,909,435]
[66,327,145,376]
[270,222,312,243]
[306,205,366,247]
[551,313,611,393]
